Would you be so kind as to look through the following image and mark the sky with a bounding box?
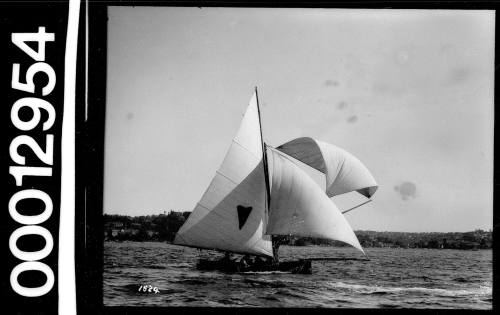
[104,7,494,232]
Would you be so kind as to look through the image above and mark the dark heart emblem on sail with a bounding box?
[236,205,253,230]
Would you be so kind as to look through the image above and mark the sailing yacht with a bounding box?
[173,88,377,273]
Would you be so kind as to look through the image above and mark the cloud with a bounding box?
[347,115,358,123]
[394,182,417,201]
[126,112,134,120]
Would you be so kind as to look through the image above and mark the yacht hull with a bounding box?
[196,258,312,274]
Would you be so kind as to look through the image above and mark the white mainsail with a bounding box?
[173,93,273,257]
[276,137,378,198]
[266,146,364,254]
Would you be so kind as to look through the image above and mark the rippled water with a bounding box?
[104,242,492,308]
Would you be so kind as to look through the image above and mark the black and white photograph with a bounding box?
[0,1,497,314]
[102,6,493,310]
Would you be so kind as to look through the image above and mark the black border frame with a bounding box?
[82,1,498,314]
[79,3,107,313]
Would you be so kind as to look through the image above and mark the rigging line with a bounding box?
[342,199,372,214]
[232,138,262,161]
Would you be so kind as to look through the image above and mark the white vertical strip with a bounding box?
[59,0,80,314]
[84,0,88,247]
[84,0,88,122]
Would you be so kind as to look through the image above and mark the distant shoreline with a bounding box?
[103,239,492,250]
[104,212,492,250]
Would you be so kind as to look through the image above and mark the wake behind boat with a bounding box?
[173,88,378,274]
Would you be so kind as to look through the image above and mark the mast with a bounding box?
[254,87,280,262]
[255,87,271,208]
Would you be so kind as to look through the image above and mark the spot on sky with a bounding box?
[126,112,134,120]
[372,82,406,96]
[440,43,453,54]
[337,101,348,110]
[395,50,410,65]
[447,67,471,85]
[324,79,339,87]
[394,182,417,201]
[347,115,358,123]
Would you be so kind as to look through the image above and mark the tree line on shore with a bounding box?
[104,211,492,250]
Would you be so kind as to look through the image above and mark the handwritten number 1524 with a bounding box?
[138,285,159,294]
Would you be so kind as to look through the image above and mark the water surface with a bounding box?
[104,242,492,308]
